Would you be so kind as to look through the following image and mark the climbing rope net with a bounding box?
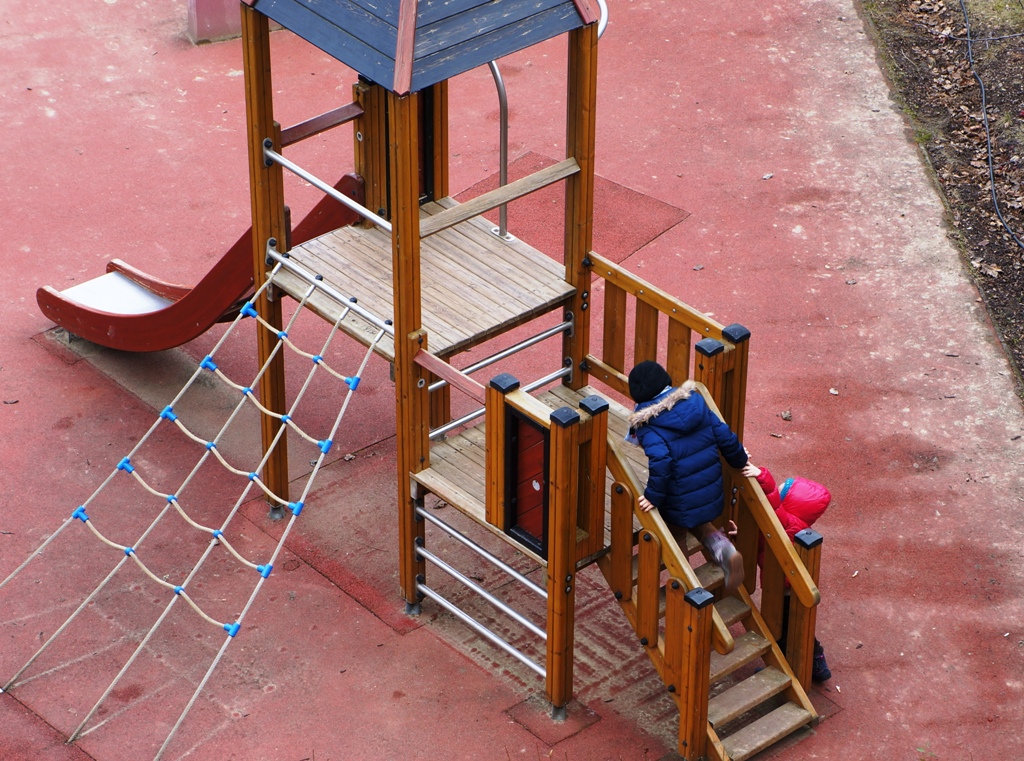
[0,259,391,760]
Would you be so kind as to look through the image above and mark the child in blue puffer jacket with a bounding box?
[627,361,748,593]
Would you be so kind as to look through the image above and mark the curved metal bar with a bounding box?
[597,0,608,38]
[487,60,511,240]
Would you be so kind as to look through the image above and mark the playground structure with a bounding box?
[20,1,830,759]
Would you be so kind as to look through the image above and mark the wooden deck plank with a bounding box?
[276,198,574,360]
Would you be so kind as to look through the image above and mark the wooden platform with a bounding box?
[272,197,576,362]
[411,384,651,565]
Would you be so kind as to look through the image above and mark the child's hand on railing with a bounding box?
[726,519,738,538]
[741,462,761,478]
[638,495,655,512]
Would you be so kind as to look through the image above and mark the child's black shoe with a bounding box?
[812,641,832,682]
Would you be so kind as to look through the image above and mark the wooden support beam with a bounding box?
[563,23,598,391]
[602,281,627,374]
[674,587,714,761]
[241,4,288,504]
[666,318,692,384]
[788,529,823,690]
[633,299,659,366]
[635,530,662,649]
[353,80,389,225]
[419,159,579,238]
[484,374,517,529]
[575,395,608,561]
[281,102,364,147]
[545,406,581,710]
[413,349,485,404]
[428,81,449,200]
[606,481,635,602]
[389,91,428,604]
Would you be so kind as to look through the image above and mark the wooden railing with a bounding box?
[584,250,750,437]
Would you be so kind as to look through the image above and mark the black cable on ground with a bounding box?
[957,0,1024,252]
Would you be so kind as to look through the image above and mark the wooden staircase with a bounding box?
[611,505,818,761]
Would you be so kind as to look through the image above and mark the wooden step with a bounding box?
[694,559,725,591]
[707,666,791,728]
[709,631,770,683]
[720,702,814,761]
[714,595,750,628]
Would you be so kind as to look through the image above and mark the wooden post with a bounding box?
[787,529,823,689]
[635,530,662,649]
[674,587,714,761]
[241,4,289,506]
[602,282,627,374]
[353,80,389,224]
[485,372,520,529]
[666,318,692,385]
[633,300,659,366]
[546,406,581,713]
[563,23,598,391]
[693,338,726,411]
[575,395,608,561]
[721,324,751,439]
[606,481,634,602]
[426,81,449,200]
[388,91,429,605]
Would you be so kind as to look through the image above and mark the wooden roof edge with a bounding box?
[392,0,418,95]
[570,0,598,26]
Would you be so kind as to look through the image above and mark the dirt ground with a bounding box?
[860,0,1024,385]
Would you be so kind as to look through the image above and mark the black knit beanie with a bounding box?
[628,361,672,403]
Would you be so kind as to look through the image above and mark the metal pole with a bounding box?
[417,583,546,677]
[417,506,547,598]
[428,320,573,393]
[416,546,546,639]
[263,144,393,232]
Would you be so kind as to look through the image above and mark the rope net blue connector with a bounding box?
[277,330,288,340]
[124,547,134,557]
[174,586,184,595]
[205,441,217,450]
[117,457,134,474]
[242,387,253,397]
[311,354,323,365]
[160,406,177,422]
[200,356,218,372]
[344,376,360,390]
[317,439,332,455]
[240,301,258,319]
[223,622,241,638]
[257,564,272,579]
[289,501,304,517]
[72,506,89,523]
[166,495,177,504]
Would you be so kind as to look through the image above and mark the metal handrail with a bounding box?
[486,0,608,240]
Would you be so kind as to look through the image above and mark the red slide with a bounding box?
[37,174,364,353]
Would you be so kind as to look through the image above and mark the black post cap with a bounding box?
[579,394,609,416]
[684,587,716,609]
[722,323,752,343]
[695,338,725,357]
[550,406,580,428]
[794,528,824,549]
[489,373,520,393]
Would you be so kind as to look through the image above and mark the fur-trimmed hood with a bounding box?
[628,380,698,429]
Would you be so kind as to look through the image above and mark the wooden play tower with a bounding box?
[239,1,826,758]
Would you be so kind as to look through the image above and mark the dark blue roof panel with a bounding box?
[252,0,593,94]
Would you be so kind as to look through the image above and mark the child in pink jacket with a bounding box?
[742,460,832,682]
